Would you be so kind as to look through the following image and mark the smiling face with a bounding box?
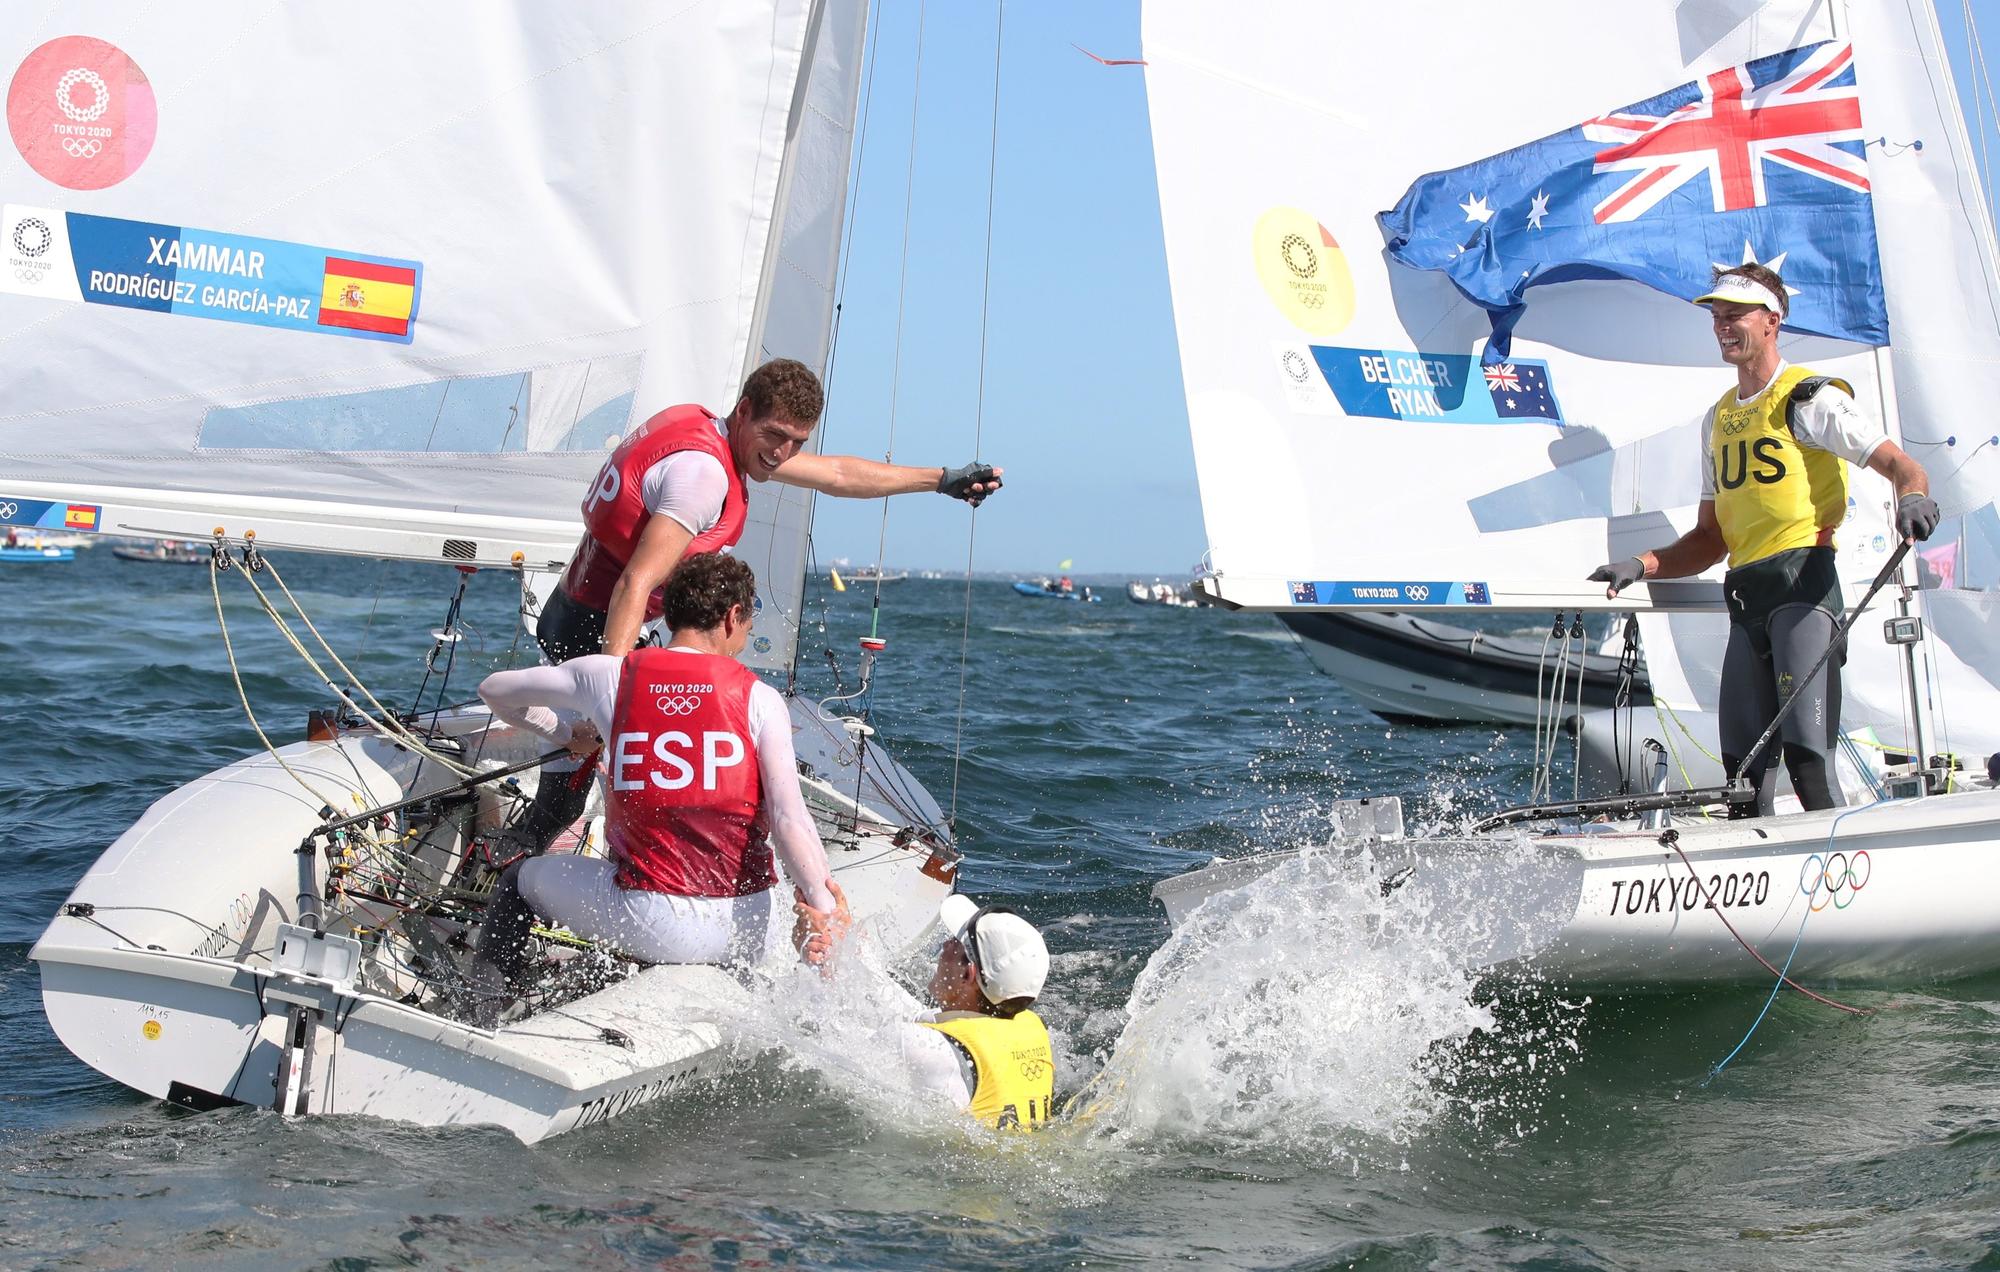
[727,399,815,482]
[1709,299,1780,370]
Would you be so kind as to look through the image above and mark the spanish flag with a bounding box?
[317,256,418,337]
[64,504,98,530]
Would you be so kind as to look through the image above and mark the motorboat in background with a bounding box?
[1278,610,1650,726]
[1015,578,1100,601]
[111,539,209,565]
[1126,579,1200,607]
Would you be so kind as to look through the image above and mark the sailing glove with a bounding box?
[1588,557,1646,596]
[938,461,1001,506]
[1895,492,1940,543]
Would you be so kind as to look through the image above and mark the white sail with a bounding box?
[735,0,869,673]
[1141,0,1995,616]
[0,1,841,623]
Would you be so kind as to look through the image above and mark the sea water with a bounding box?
[3,550,1997,1269]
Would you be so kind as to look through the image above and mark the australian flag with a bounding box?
[1483,361,1558,419]
[1378,41,1888,362]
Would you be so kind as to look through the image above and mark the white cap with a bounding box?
[1693,271,1785,314]
[939,894,1049,1006]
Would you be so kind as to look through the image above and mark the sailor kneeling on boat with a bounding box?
[473,553,845,993]
[892,895,1055,1130]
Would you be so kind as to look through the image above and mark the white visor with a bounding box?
[1693,272,1785,314]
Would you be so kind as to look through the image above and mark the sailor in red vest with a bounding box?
[470,554,849,1007]
[508,356,1002,852]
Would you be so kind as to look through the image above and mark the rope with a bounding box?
[232,559,478,777]
[1693,802,1884,1083]
[263,556,478,762]
[1663,828,1869,1018]
[210,555,343,807]
[950,0,1006,826]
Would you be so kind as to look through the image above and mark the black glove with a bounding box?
[1895,492,1940,543]
[938,461,1001,506]
[1588,557,1646,596]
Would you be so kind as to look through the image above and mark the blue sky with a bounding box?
[805,0,2000,576]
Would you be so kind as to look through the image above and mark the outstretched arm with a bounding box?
[771,452,1003,503]
[1590,500,1728,597]
[1638,499,1729,580]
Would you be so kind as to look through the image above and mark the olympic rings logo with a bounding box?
[654,694,703,716]
[13,218,52,257]
[0,502,18,520]
[60,138,103,158]
[55,67,110,122]
[1800,849,1872,912]
[1405,584,1432,601]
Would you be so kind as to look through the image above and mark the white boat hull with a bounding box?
[1153,788,2000,987]
[33,709,953,1142]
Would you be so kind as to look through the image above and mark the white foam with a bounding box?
[1070,839,1583,1164]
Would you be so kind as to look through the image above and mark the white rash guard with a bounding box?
[639,448,730,536]
[1698,361,1889,499]
[478,651,835,912]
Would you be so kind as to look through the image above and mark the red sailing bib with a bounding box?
[558,405,750,619]
[605,647,773,897]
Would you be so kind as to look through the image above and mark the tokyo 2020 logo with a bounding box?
[8,36,158,190]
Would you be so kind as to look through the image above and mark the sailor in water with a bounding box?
[507,356,1003,854]
[471,553,847,1010]
[1589,263,1939,816]
[888,895,1055,1130]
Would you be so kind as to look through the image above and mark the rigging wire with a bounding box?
[950,0,1007,827]
[867,0,929,645]
[232,559,477,778]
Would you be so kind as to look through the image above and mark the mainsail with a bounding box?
[1141,0,2000,754]
[0,1,867,672]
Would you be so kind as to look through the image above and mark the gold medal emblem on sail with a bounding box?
[1253,206,1354,335]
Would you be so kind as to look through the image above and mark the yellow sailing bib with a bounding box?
[923,1009,1055,1130]
[1710,365,1849,569]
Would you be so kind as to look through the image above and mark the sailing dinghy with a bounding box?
[1139,0,2000,987]
[8,2,964,1140]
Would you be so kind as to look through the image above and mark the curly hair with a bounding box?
[662,552,757,632]
[739,357,824,426]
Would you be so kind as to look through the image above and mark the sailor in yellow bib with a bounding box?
[908,895,1055,1130]
[1590,264,1938,816]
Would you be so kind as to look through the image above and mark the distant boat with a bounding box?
[0,543,74,563]
[1,531,76,563]
[1278,610,1652,726]
[1014,579,1099,602]
[844,567,908,584]
[1126,580,1198,607]
[112,540,209,565]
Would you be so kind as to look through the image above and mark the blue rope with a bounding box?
[1702,796,1888,1085]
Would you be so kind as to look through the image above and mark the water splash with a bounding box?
[1068,838,1585,1165]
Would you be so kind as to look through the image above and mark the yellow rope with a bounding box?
[231,561,478,777]
[210,556,343,808]
[1650,697,1715,821]
[262,556,476,761]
